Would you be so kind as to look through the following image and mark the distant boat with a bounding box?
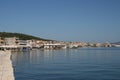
[112,44,120,47]
[22,47,31,51]
[114,45,120,47]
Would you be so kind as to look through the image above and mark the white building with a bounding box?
[4,37,19,46]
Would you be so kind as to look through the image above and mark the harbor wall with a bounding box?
[0,51,15,80]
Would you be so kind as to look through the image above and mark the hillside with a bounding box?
[0,32,51,41]
[111,42,120,45]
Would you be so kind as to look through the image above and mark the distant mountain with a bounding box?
[0,32,51,41]
[111,41,120,45]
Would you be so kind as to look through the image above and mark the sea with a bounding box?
[11,47,120,80]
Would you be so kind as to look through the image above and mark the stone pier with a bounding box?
[0,51,15,80]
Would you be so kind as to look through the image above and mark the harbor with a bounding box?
[0,0,120,79]
[0,51,15,80]
[0,37,116,52]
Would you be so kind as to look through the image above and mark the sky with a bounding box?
[0,0,120,42]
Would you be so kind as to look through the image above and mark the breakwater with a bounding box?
[0,51,15,80]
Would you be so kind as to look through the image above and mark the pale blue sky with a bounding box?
[0,0,120,42]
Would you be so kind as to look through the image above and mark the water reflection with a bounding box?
[12,49,73,65]
[12,51,30,66]
[12,48,120,66]
[11,48,120,80]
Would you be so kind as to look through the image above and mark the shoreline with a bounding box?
[0,51,15,80]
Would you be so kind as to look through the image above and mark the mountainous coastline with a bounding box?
[0,32,51,41]
[111,42,120,45]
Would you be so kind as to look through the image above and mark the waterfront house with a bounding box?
[0,37,4,46]
[19,40,27,47]
[95,43,102,47]
[102,42,112,47]
[26,40,37,48]
[4,37,19,46]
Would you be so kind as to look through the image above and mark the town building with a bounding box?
[0,37,4,46]
[4,37,19,46]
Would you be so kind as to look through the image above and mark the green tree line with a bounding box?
[0,32,50,41]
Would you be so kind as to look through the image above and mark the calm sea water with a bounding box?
[12,47,120,80]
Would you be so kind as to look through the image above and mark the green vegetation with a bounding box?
[0,32,51,41]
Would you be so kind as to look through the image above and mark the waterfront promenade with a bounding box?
[0,51,15,80]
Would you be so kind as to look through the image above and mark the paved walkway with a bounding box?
[0,51,15,80]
